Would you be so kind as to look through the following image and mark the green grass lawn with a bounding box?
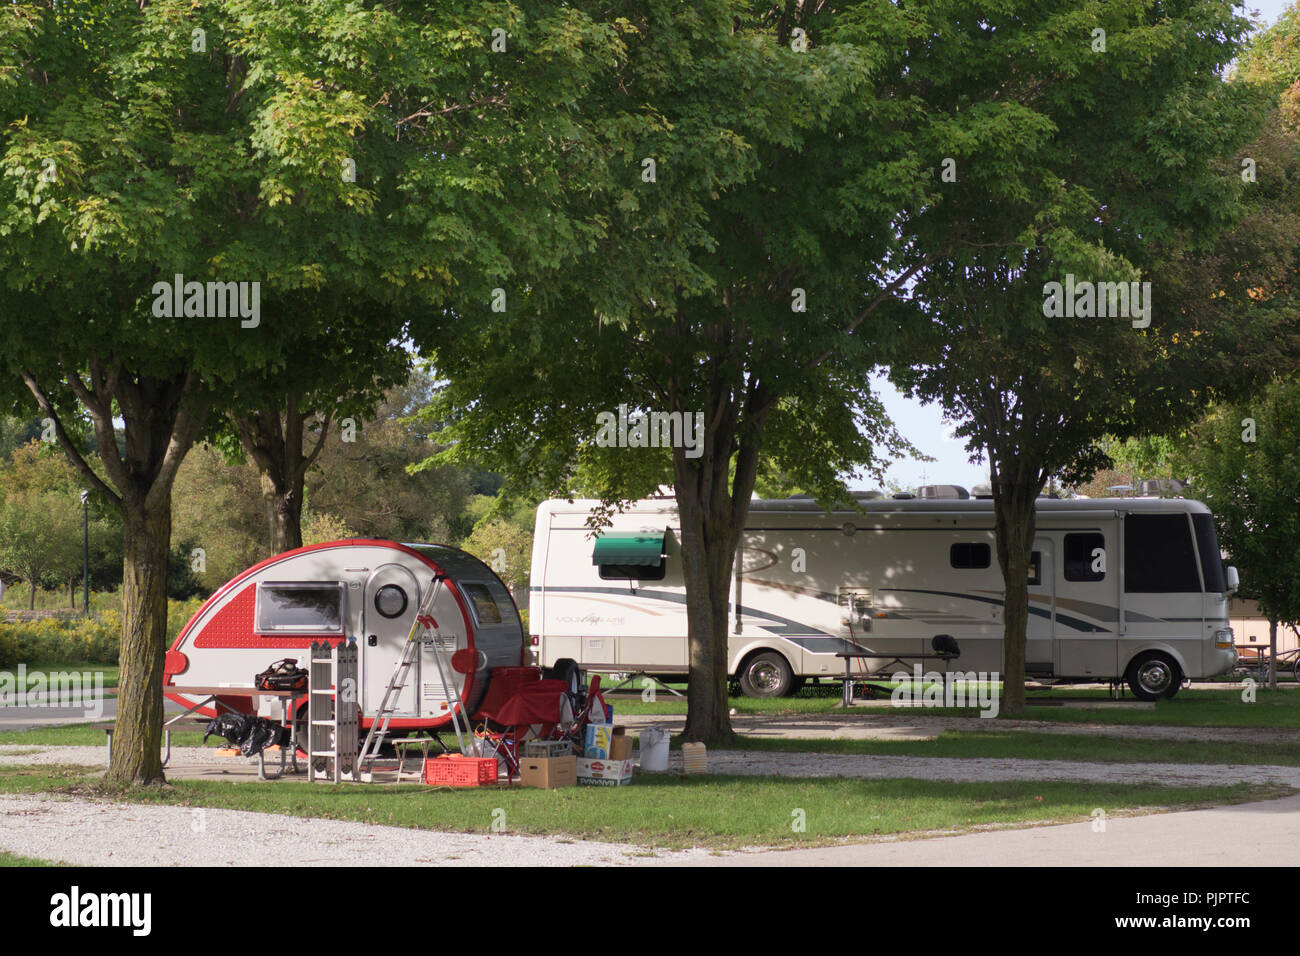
[610,683,1300,727]
[717,730,1300,766]
[0,850,61,866]
[0,764,1283,850]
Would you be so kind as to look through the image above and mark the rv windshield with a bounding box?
[256,582,345,633]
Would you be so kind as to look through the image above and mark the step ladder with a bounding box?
[357,575,475,780]
[307,639,359,783]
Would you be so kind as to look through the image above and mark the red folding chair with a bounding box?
[477,679,573,778]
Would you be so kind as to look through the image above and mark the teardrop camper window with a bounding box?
[255,582,346,634]
[459,582,502,626]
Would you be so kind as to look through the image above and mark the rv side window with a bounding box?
[460,583,503,625]
[255,582,345,634]
[1063,533,1105,582]
[1028,551,1042,586]
[598,562,666,581]
[1126,514,1201,592]
[949,543,991,569]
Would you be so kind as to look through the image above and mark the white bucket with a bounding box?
[638,726,670,771]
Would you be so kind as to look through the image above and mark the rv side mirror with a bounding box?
[1225,566,1239,594]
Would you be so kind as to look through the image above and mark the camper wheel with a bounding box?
[1125,652,1182,702]
[738,651,794,698]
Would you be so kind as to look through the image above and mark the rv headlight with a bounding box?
[1214,627,1234,649]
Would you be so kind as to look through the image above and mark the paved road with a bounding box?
[713,792,1300,866]
[0,697,186,732]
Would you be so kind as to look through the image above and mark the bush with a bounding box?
[0,596,205,667]
[0,629,17,670]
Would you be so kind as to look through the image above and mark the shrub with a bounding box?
[0,597,207,667]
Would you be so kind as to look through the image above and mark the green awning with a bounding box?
[592,531,666,567]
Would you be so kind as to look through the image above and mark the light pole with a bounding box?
[80,490,90,616]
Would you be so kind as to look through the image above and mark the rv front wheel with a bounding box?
[739,652,793,698]
[1126,652,1182,702]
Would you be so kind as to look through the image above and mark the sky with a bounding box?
[870,0,1296,495]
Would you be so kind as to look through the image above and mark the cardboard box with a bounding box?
[519,755,576,789]
[577,757,634,787]
[609,727,632,761]
[584,723,615,758]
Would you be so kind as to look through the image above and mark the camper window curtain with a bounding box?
[591,532,666,567]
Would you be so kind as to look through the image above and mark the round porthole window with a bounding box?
[374,584,408,619]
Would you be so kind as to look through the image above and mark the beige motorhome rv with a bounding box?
[529,492,1239,700]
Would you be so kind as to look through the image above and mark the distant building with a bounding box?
[1228,597,1299,657]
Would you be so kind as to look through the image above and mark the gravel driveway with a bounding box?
[6,740,1298,787]
[0,794,714,867]
[4,742,1295,867]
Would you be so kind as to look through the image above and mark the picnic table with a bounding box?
[834,646,960,706]
[155,684,303,779]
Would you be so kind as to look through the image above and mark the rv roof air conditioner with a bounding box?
[1138,478,1186,497]
[971,484,994,499]
[917,484,969,500]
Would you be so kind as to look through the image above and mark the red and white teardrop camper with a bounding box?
[163,540,527,735]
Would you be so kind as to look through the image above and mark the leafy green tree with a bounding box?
[310,381,470,545]
[422,1,1034,742]
[0,0,630,783]
[224,295,413,553]
[461,518,534,603]
[301,510,356,548]
[1178,380,1300,689]
[891,1,1283,714]
[0,489,81,609]
[170,444,269,592]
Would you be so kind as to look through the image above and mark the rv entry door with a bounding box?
[1026,540,1055,676]
[360,564,422,717]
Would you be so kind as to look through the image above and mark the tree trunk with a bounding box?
[22,363,209,789]
[236,401,330,554]
[262,472,304,553]
[106,500,172,786]
[1269,618,1278,691]
[675,481,739,745]
[992,479,1039,717]
[672,377,770,745]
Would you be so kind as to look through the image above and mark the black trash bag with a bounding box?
[240,720,275,757]
[239,716,291,757]
[203,712,252,745]
[202,713,288,757]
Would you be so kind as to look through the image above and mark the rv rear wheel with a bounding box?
[1126,652,1182,702]
[739,652,793,698]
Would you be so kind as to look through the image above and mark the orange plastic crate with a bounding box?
[423,754,498,787]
